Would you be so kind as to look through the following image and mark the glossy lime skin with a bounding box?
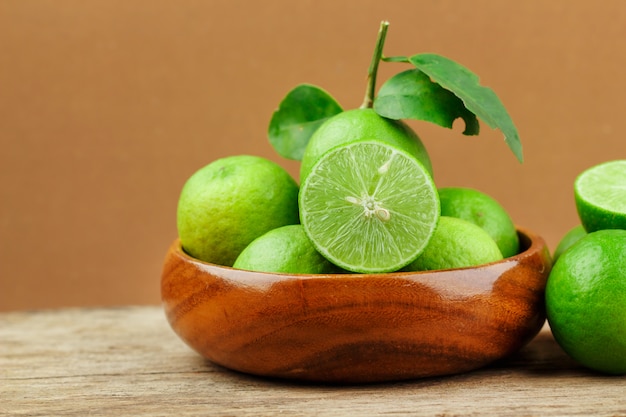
[546,229,626,375]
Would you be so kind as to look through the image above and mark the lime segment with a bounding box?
[574,160,626,232]
[299,141,439,273]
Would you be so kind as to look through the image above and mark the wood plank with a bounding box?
[1,306,625,416]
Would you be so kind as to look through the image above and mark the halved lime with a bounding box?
[299,140,439,273]
[574,160,626,232]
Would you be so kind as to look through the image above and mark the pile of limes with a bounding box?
[171,19,626,378]
[176,108,520,276]
[546,160,626,375]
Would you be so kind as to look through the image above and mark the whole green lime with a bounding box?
[552,224,587,263]
[299,108,433,183]
[546,229,626,374]
[403,216,503,271]
[438,187,519,258]
[177,155,299,266]
[233,225,340,274]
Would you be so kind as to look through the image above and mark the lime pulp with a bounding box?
[299,140,439,273]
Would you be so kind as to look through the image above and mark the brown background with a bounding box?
[1,0,625,311]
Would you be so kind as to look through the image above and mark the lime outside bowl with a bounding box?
[161,227,551,384]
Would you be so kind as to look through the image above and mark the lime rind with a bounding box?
[299,140,439,273]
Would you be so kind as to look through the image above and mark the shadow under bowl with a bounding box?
[161,226,552,384]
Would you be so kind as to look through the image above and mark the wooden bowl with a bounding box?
[161,227,551,384]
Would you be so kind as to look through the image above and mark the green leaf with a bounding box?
[268,84,343,161]
[409,53,523,162]
[373,69,479,135]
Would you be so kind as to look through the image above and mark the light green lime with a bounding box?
[404,216,503,271]
[552,224,587,263]
[574,160,626,232]
[438,187,519,258]
[299,108,433,183]
[546,229,626,375]
[233,225,340,274]
[177,155,299,266]
[299,140,439,273]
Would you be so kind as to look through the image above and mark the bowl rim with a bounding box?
[167,225,548,279]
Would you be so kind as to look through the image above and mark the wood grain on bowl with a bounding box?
[161,228,551,383]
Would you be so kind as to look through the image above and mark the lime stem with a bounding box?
[360,21,389,109]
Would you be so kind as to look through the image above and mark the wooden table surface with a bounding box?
[1,306,624,416]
